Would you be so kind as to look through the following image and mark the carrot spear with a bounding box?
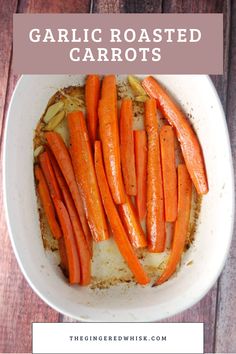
[145,98,165,252]
[95,141,150,285]
[155,164,192,285]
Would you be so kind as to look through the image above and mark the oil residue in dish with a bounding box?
[34,77,201,289]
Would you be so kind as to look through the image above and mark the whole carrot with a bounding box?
[34,165,62,239]
[94,141,150,285]
[85,75,100,146]
[98,75,126,204]
[118,197,147,249]
[45,132,92,249]
[54,199,81,284]
[67,111,108,243]
[160,125,177,222]
[155,164,192,285]
[145,98,165,252]
[134,130,147,221]
[142,76,208,195]
[39,151,62,200]
[48,148,91,285]
[120,98,137,196]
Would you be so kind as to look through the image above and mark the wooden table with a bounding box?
[0,1,235,353]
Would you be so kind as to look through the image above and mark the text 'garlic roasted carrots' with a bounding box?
[120,98,137,196]
[54,199,81,285]
[145,98,165,253]
[134,130,147,221]
[160,125,177,222]
[142,76,208,195]
[67,111,108,243]
[49,148,91,285]
[118,197,147,249]
[94,141,150,285]
[85,75,100,147]
[45,131,92,249]
[99,75,126,204]
[34,165,62,239]
[155,164,192,285]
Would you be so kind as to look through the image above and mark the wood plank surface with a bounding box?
[18,0,90,13]
[0,0,17,141]
[214,0,236,352]
[0,1,235,353]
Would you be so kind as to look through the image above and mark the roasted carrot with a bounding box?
[48,148,91,285]
[118,197,147,249]
[54,199,81,284]
[134,130,147,221]
[34,165,62,239]
[39,151,62,200]
[155,164,192,285]
[46,146,93,257]
[58,237,69,276]
[45,132,92,250]
[85,75,100,146]
[67,111,108,243]
[142,76,208,195]
[101,74,117,108]
[160,125,177,222]
[120,98,137,196]
[94,141,150,285]
[98,75,126,204]
[145,98,165,252]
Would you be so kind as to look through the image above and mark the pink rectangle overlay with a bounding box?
[13,14,223,74]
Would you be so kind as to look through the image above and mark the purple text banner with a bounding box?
[13,14,223,74]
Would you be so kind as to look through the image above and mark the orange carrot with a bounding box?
[98,75,126,204]
[54,199,81,284]
[48,148,91,285]
[101,74,117,108]
[39,151,62,200]
[145,98,165,252]
[46,146,93,257]
[142,76,208,195]
[134,130,147,221]
[118,197,147,249]
[160,125,177,222]
[85,75,100,146]
[45,132,92,250]
[94,141,150,285]
[120,98,137,196]
[67,111,108,243]
[155,164,192,285]
[34,165,62,239]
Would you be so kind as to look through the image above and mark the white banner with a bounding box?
[32,322,203,353]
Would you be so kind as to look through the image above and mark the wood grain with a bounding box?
[0,0,17,140]
[18,0,90,13]
[214,0,236,352]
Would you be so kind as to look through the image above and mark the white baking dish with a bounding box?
[3,74,234,321]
